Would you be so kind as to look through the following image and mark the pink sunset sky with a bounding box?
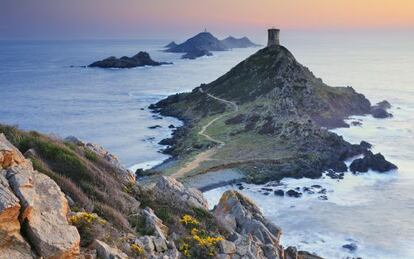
[1,0,414,40]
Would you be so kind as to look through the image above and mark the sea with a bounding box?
[1,31,413,258]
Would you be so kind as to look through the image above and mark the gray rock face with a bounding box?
[214,190,283,258]
[141,207,169,239]
[151,176,208,210]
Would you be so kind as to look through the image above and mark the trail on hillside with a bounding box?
[172,92,238,178]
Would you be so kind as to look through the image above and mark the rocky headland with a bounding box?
[89,51,172,69]
[150,44,397,184]
[0,125,321,258]
[165,32,259,59]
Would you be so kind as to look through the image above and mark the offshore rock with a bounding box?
[350,151,397,173]
[89,51,171,69]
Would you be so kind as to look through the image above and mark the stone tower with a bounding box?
[267,28,280,47]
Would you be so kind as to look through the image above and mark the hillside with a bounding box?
[150,45,395,183]
[0,125,321,259]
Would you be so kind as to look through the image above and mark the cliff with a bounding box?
[0,125,322,258]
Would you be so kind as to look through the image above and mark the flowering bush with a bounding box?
[180,214,199,226]
[178,215,223,258]
[130,243,144,256]
[70,212,106,225]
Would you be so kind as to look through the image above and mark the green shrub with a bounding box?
[84,149,98,162]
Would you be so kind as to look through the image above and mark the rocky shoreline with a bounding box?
[0,128,323,258]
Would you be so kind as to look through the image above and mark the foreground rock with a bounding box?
[214,190,322,259]
[350,151,398,173]
[0,134,80,258]
[88,51,171,68]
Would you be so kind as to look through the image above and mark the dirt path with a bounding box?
[172,92,238,178]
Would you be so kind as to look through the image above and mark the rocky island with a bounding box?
[89,51,172,69]
[150,29,397,185]
[221,36,261,48]
[165,31,259,59]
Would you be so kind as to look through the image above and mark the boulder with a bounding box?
[0,134,80,258]
[286,189,302,198]
[151,176,208,210]
[371,107,392,118]
[92,240,128,259]
[214,190,282,257]
[7,164,80,258]
[274,190,284,196]
[350,151,397,173]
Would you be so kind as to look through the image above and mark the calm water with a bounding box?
[1,31,413,258]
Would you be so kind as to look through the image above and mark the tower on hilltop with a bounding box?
[267,28,280,47]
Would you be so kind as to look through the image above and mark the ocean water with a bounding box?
[1,31,414,258]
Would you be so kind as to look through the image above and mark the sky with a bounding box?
[1,0,414,40]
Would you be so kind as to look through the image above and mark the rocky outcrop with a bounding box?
[350,151,398,173]
[213,190,322,259]
[0,134,80,259]
[150,176,208,210]
[65,136,136,182]
[140,207,169,239]
[214,190,283,258]
[88,51,172,69]
[371,100,393,118]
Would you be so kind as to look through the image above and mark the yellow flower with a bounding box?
[180,214,199,226]
[131,243,144,255]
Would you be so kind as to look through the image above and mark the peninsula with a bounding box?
[151,29,396,185]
